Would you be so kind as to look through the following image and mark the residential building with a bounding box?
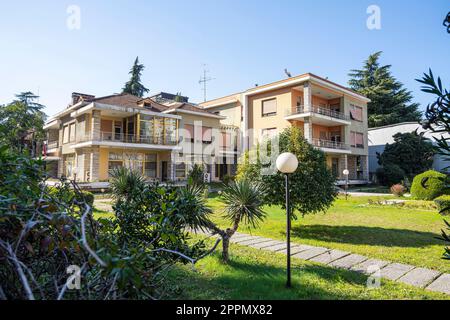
[43,92,239,183]
[200,73,370,184]
[368,122,450,180]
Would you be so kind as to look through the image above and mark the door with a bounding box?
[331,158,339,178]
[161,161,168,181]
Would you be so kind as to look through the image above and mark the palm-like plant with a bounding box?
[109,167,146,200]
[209,179,266,263]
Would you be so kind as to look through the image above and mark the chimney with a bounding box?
[71,92,95,105]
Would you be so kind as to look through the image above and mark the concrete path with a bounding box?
[194,230,450,296]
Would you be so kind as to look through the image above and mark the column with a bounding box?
[303,81,312,111]
[57,156,64,178]
[91,110,101,141]
[242,95,249,151]
[304,119,313,143]
[168,151,176,181]
[90,148,100,181]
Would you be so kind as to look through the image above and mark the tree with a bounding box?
[207,179,266,263]
[417,70,450,260]
[122,56,149,97]
[348,51,422,127]
[238,127,337,217]
[376,132,434,184]
[0,92,46,153]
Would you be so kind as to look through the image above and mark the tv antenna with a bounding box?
[199,65,215,102]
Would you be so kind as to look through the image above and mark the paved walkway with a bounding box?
[194,230,450,295]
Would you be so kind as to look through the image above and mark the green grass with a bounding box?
[207,194,450,273]
[167,238,448,300]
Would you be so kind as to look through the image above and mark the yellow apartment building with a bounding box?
[199,73,370,184]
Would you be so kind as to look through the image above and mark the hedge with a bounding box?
[434,195,450,216]
[410,170,447,200]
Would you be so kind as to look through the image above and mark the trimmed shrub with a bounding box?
[434,195,450,216]
[390,184,406,197]
[376,164,405,187]
[410,170,447,200]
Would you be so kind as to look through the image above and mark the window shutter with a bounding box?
[262,99,277,115]
[184,124,194,140]
[202,127,212,142]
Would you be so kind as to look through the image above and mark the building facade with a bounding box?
[43,93,239,183]
[200,73,370,184]
[368,122,450,181]
[44,73,369,185]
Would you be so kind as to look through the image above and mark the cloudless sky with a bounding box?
[0,0,448,117]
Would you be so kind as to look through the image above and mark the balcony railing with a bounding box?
[47,141,59,149]
[311,138,350,150]
[78,132,178,145]
[286,105,350,121]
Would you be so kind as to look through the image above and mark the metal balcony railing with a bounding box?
[286,105,350,121]
[311,138,350,150]
[78,132,178,145]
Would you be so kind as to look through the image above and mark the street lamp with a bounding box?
[276,152,298,288]
[343,169,349,200]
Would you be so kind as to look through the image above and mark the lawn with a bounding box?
[167,238,448,300]
[207,194,450,273]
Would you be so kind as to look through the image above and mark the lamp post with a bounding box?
[343,169,349,200]
[276,152,298,288]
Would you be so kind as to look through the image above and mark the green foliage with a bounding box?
[390,184,406,197]
[109,166,146,200]
[236,150,261,182]
[411,170,447,200]
[0,92,46,153]
[377,132,434,182]
[187,164,205,187]
[122,56,149,97]
[376,164,405,187]
[222,174,234,185]
[221,179,266,228]
[237,127,337,217]
[349,51,422,127]
[0,148,211,299]
[434,195,450,216]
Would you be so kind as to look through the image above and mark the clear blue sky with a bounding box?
[0,0,448,117]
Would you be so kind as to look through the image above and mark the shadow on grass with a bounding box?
[291,224,441,248]
[168,252,374,300]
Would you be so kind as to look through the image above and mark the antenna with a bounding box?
[198,65,215,102]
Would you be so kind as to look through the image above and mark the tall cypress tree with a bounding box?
[122,57,149,97]
[348,51,422,127]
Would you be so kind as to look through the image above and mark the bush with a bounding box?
[222,174,234,185]
[410,170,447,200]
[47,186,94,207]
[390,184,406,197]
[376,164,405,186]
[187,164,205,187]
[434,195,450,216]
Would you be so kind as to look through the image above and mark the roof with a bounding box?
[200,72,369,107]
[164,102,221,116]
[91,93,143,108]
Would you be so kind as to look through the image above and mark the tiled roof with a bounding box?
[91,93,142,108]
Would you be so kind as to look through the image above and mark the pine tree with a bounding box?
[122,57,149,97]
[348,51,422,127]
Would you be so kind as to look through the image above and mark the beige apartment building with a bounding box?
[43,92,239,183]
[199,73,370,184]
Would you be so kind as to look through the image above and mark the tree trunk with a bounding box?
[222,235,230,263]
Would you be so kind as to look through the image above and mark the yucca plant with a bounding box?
[109,166,146,201]
[209,179,266,263]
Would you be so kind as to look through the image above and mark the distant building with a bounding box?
[368,122,450,181]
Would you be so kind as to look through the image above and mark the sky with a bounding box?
[0,0,448,117]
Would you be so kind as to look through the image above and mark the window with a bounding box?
[350,104,363,121]
[202,126,212,144]
[144,154,157,178]
[184,124,194,143]
[350,131,364,148]
[261,128,277,139]
[63,125,69,144]
[176,162,186,178]
[69,123,76,142]
[262,98,277,117]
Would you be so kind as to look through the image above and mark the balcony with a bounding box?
[47,140,59,149]
[73,131,180,150]
[311,138,351,153]
[285,105,351,126]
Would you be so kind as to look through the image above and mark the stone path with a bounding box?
[195,230,450,295]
